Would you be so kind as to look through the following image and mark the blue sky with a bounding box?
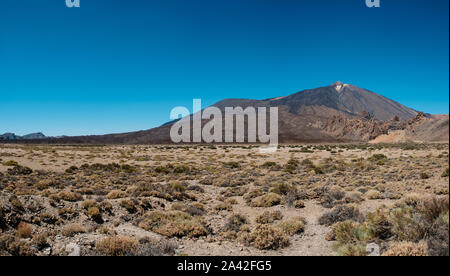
[0,0,448,136]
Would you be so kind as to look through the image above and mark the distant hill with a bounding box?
[2,82,448,144]
[0,132,46,141]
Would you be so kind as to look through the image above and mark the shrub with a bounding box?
[169,182,186,193]
[243,189,264,203]
[86,207,103,223]
[214,202,233,211]
[366,190,382,200]
[301,158,315,168]
[62,224,86,237]
[420,172,430,179]
[321,186,345,208]
[171,203,205,216]
[382,241,428,256]
[368,154,387,162]
[17,222,33,239]
[65,166,79,174]
[427,211,449,256]
[333,220,369,245]
[389,207,427,242]
[336,243,367,256]
[2,160,19,166]
[57,191,83,202]
[255,211,283,224]
[96,236,138,256]
[277,217,306,235]
[262,161,277,168]
[344,192,363,204]
[284,159,298,173]
[139,211,207,238]
[7,166,33,175]
[223,162,240,169]
[314,167,324,175]
[318,205,362,226]
[225,214,249,232]
[251,193,282,207]
[442,168,449,178]
[32,233,48,249]
[365,207,393,240]
[270,183,296,196]
[106,190,127,199]
[173,165,190,174]
[120,199,138,214]
[245,225,290,250]
[293,200,305,209]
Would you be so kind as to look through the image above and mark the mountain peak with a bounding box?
[331,81,349,92]
[331,81,345,86]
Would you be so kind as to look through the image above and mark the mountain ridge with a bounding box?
[1,82,447,144]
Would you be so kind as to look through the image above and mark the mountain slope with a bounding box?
[4,82,446,144]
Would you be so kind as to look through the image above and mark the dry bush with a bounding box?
[320,185,345,208]
[366,190,382,200]
[120,199,138,214]
[270,183,297,196]
[171,203,205,216]
[214,202,233,211]
[336,243,367,256]
[333,220,369,245]
[17,222,33,239]
[400,193,424,208]
[389,206,428,242]
[293,200,305,209]
[82,200,98,210]
[32,233,48,249]
[225,214,249,232]
[442,168,449,177]
[243,225,290,250]
[96,236,138,256]
[0,234,36,256]
[365,207,393,240]
[318,205,362,226]
[427,211,449,256]
[106,190,127,199]
[243,189,264,203]
[344,191,363,203]
[255,211,283,224]
[250,193,282,207]
[132,237,177,256]
[277,217,306,235]
[86,207,103,223]
[55,191,83,202]
[139,211,207,238]
[420,196,449,222]
[62,224,86,237]
[382,241,428,256]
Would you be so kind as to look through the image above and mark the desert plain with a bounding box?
[0,143,448,256]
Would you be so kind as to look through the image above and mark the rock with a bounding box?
[43,247,52,256]
[66,243,81,256]
[366,243,380,256]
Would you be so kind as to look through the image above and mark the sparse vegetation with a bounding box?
[0,143,447,256]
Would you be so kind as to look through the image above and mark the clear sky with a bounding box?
[0,0,448,136]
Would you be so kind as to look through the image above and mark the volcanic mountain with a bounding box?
[6,82,448,144]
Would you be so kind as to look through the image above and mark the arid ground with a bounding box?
[0,143,448,256]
